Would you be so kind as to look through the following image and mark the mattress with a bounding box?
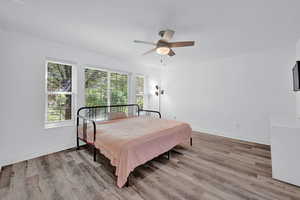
[78,116,192,188]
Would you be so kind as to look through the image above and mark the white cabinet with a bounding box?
[271,118,300,186]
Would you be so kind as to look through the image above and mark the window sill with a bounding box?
[45,121,75,129]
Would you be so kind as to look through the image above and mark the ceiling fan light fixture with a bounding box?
[156,47,170,55]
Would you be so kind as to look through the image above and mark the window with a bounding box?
[110,72,128,105]
[45,61,75,127]
[85,68,128,106]
[85,68,108,106]
[135,75,144,109]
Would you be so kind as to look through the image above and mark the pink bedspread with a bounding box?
[79,116,192,188]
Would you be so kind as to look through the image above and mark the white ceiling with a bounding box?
[1,0,300,67]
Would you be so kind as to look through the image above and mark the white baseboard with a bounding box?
[0,143,75,168]
[192,126,269,145]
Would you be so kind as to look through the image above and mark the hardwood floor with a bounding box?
[1,132,300,200]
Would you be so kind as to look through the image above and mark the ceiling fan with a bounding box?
[134,29,195,57]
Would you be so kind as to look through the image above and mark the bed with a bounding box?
[76,104,192,188]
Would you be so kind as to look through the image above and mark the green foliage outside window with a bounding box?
[110,72,128,105]
[85,69,108,106]
[47,94,72,121]
[85,68,128,107]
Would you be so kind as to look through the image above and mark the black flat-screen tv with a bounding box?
[293,61,300,91]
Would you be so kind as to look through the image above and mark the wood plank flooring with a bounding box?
[1,132,300,200]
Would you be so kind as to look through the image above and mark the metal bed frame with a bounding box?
[76,104,192,185]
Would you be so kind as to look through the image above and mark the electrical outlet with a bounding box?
[174,116,177,120]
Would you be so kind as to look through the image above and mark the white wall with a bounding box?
[161,46,296,144]
[0,29,161,167]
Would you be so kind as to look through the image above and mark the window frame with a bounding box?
[45,59,77,129]
[84,66,130,106]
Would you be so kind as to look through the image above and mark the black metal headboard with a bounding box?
[77,104,161,122]
[77,104,140,121]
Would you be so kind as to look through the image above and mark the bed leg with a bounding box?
[190,137,193,146]
[76,137,80,150]
[93,147,97,162]
[167,151,171,160]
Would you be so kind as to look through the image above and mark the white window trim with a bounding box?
[45,59,77,129]
[84,66,130,106]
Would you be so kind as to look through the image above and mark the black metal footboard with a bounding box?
[76,114,97,160]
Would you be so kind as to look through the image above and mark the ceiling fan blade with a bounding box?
[134,40,156,45]
[162,29,175,41]
[168,41,195,48]
[142,48,157,56]
[168,49,176,56]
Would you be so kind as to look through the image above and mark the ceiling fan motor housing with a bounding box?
[158,30,166,38]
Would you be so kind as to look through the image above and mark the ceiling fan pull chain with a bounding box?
[160,55,168,66]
